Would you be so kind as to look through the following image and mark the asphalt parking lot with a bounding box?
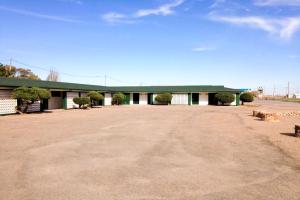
[1,104,300,200]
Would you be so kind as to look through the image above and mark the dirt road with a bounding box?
[0,105,300,199]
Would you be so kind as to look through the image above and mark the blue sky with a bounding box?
[0,0,299,94]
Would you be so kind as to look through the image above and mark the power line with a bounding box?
[3,58,141,85]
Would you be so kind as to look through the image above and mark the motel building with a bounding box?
[0,78,242,115]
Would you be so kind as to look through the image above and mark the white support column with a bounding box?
[104,93,112,106]
[230,94,237,106]
[130,93,133,105]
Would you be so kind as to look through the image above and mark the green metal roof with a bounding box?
[107,86,241,93]
[0,78,106,91]
[0,78,242,93]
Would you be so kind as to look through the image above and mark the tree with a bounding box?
[16,68,40,80]
[0,64,40,80]
[87,91,104,107]
[46,69,59,81]
[215,92,235,105]
[112,92,125,105]
[155,93,172,105]
[73,97,90,109]
[240,92,254,105]
[13,87,51,113]
[0,64,17,77]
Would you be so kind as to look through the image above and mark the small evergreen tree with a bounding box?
[73,97,90,109]
[240,92,254,105]
[155,93,172,105]
[87,91,104,107]
[13,87,51,113]
[215,92,235,105]
[112,92,125,105]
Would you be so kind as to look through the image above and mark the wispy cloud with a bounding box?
[192,47,215,52]
[210,0,226,8]
[210,14,300,40]
[101,12,135,24]
[0,6,83,23]
[135,0,185,17]
[288,54,299,58]
[102,0,185,24]
[254,0,300,6]
[58,0,83,5]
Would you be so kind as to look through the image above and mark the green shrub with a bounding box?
[13,87,51,113]
[112,92,125,105]
[155,93,172,105]
[215,92,235,105]
[87,91,104,107]
[73,97,90,109]
[240,92,254,105]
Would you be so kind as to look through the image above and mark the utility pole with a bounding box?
[287,81,290,98]
[273,85,276,97]
[9,58,12,71]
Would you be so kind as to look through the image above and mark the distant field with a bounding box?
[282,98,300,103]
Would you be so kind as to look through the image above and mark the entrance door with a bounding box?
[124,93,130,105]
[147,93,153,105]
[40,99,48,110]
[208,93,217,105]
[192,93,199,105]
[133,93,139,104]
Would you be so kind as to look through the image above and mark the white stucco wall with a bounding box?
[80,92,88,97]
[67,92,79,109]
[130,93,133,105]
[171,94,189,105]
[199,93,208,106]
[0,89,17,114]
[104,93,112,106]
[230,94,237,106]
[139,93,147,105]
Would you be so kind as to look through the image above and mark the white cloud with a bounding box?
[135,0,185,17]
[210,15,300,40]
[102,0,185,24]
[101,12,135,24]
[58,0,83,5]
[192,47,215,52]
[288,54,299,58]
[210,0,226,8]
[254,0,300,6]
[0,6,83,23]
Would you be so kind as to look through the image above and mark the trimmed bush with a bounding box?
[87,91,104,107]
[240,92,254,105]
[112,92,125,105]
[215,92,235,105]
[155,93,172,105]
[73,97,90,109]
[13,87,51,113]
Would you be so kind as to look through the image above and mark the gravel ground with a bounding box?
[0,102,300,200]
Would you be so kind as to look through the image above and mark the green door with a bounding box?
[192,93,199,105]
[40,99,48,111]
[124,93,130,105]
[148,93,153,105]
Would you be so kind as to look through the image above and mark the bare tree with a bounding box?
[46,69,59,82]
